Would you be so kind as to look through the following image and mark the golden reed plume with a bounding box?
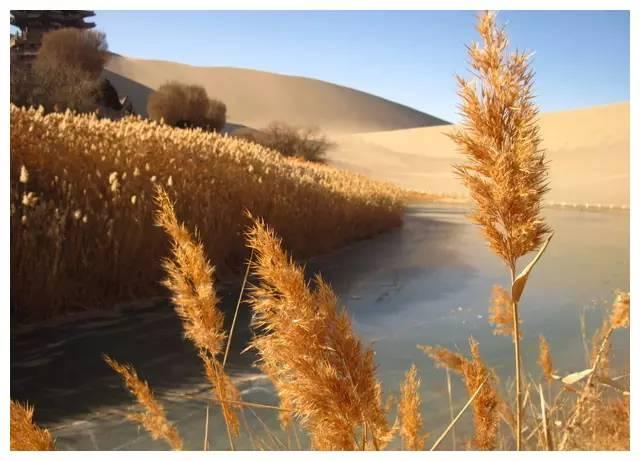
[537,335,555,382]
[103,356,183,450]
[246,217,391,450]
[488,285,520,338]
[449,11,550,270]
[449,12,552,449]
[10,400,55,451]
[154,187,241,440]
[420,338,498,450]
[398,364,427,450]
[610,291,630,330]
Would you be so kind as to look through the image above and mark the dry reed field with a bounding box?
[10,11,630,453]
[10,106,403,319]
[11,187,629,451]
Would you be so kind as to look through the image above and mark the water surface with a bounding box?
[11,204,629,450]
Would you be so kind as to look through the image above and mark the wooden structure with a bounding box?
[10,10,96,60]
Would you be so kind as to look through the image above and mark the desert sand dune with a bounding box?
[330,102,629,206]
[104,54,448,133]
[104,55,627,206]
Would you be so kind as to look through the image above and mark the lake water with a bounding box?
[11,204,629,450]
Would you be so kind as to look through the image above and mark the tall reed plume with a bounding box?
[103,356,183,450]
[449,11,552,449]
[398,364,427,450]
[246,216,391,450]
[10,400,55,451]
[420,338,498,450]
[154,187,241,442]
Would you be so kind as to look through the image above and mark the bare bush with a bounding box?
[10,28,108,113]
[36,28,108,78]
[237,122,332,163]
[147,82,227,132]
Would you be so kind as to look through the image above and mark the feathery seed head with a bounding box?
[10,401,55,451]
[537,335,555,381]
[103,355,183,450]
[247,216,391,450]
[610,291,629,330]
[398,364,427,450]
[450,11,551,268]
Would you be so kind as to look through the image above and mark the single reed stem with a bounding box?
[430,376,488,451]
[511,268,523,451]
[203,405,209,450]
[222,248,253,369]
[446,368,456,450]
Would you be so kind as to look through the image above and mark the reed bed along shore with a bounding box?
[10,190,630,451]
[10,105,404,320]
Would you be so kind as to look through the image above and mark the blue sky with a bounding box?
[77,11,630,121]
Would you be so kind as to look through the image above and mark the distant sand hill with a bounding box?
[104,54,448,133]
[104,55,628,207]
[331,102,629,207]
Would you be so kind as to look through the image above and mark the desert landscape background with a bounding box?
[10,10,630,453]
[106,55,629,207]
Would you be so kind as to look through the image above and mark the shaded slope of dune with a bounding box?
[330,102,629,206]
[104,54,448,133]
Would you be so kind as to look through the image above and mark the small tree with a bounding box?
[147,82,227,132]
[36,28,108,78]
[10,28,108,112]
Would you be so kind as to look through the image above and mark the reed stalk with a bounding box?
[449,11,552,450]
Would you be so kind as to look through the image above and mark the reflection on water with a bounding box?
[11,204,629,450]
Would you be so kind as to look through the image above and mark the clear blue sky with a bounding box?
[87,11,629,122]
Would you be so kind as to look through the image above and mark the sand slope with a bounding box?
[330,102,629,206]
[104,54,447,134]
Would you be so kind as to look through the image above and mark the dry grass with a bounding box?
[419,338,499,450]
[449,11,551,269]
[9,10,629,453]
[449,11,553,449]
[537,335,555,382]
[557,292,630,450]
[103,355,183,450]
[10,105,403,320]
[155,187,241,443]
[398,364,427,450]
[10,401,55,451]
[246,217,392,450]
[488,285,519,338]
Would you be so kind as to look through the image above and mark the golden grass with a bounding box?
[449,11,553,449]
[8,11,629,454]
[10,401,55,451]
[558,292,631,450]
[420,338,499,450]
[10,105,403,319]
[398,364,427,450]
[537,335,555,382]
[488,285,519,338]
[246,216,392,450]
[155,187,241,443]
[103,355,183,450]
